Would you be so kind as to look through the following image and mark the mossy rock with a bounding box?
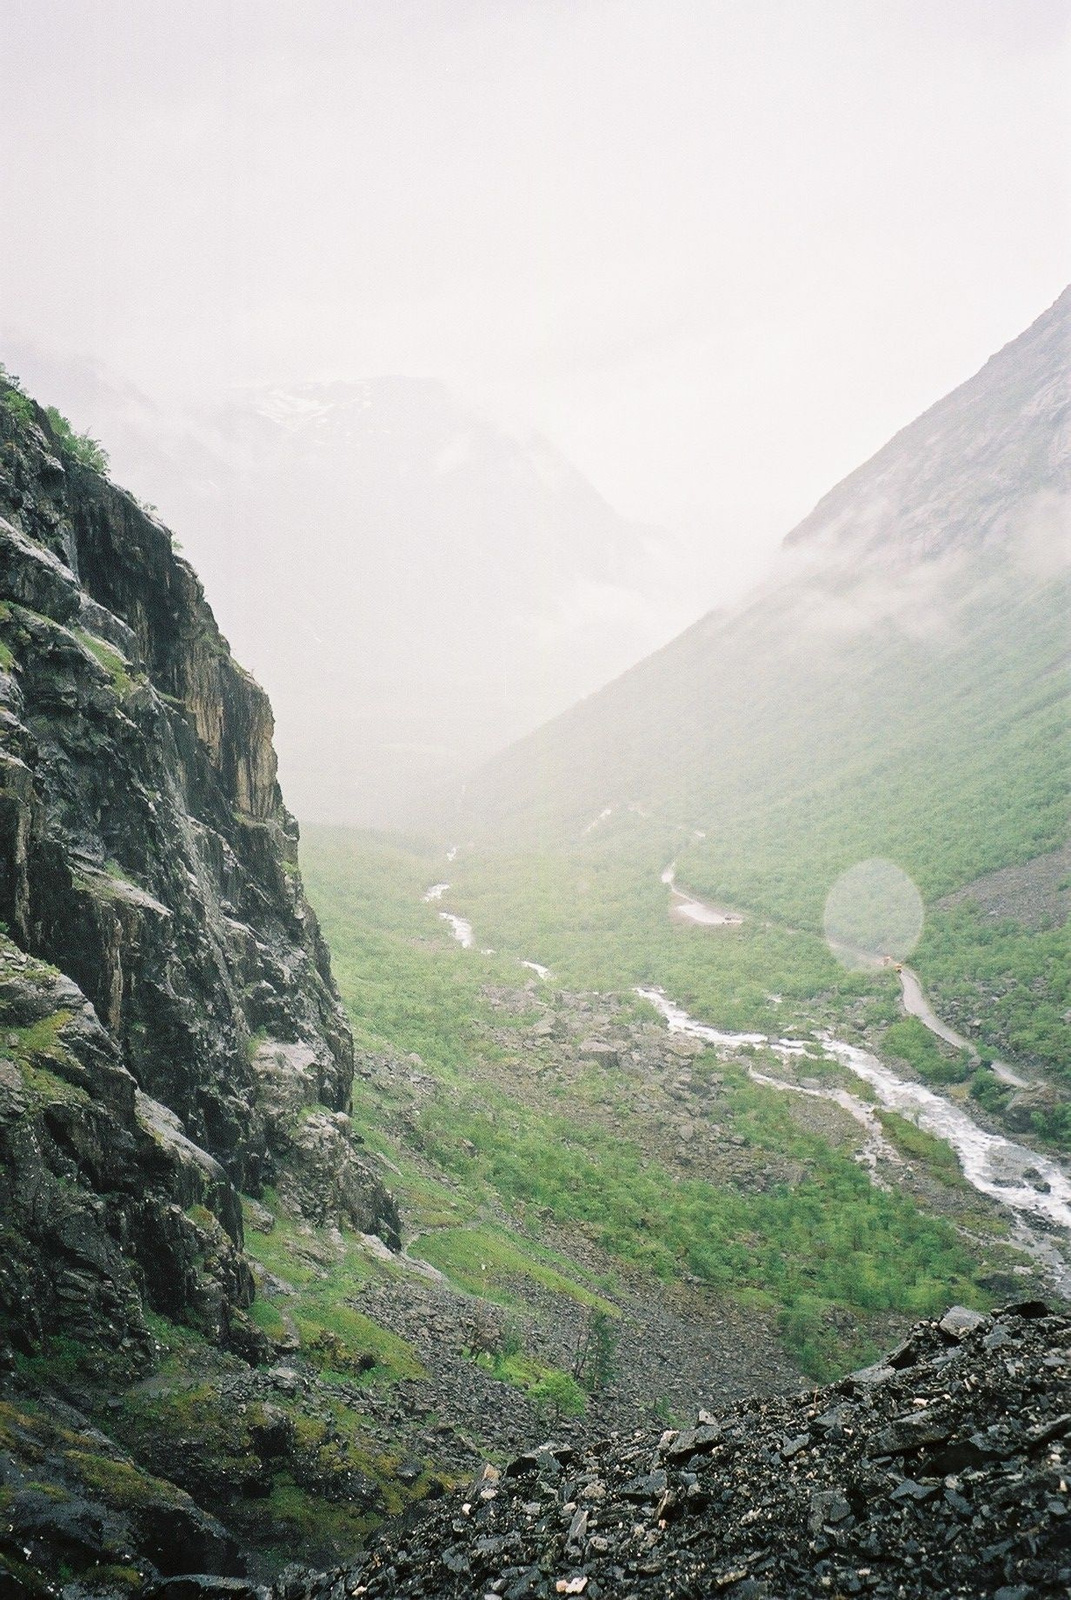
[63,1450,188,1511]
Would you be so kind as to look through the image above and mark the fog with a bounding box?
[1,1,1068,822]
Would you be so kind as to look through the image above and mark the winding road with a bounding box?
[660,862,742,926]
[896,965,1030,1087]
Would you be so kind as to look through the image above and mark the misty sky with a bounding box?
[2,0,1069,603]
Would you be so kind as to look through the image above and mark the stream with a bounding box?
[425,857,1071,1293]
[663,864,1035,1091]
[422,882,476,950]
[636,988,1071,1224]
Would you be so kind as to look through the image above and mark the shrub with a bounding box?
[969,1068,1012,1114]
[44,405,109,474]
[0,374,34,424]
[881,1017,971,1084]
[572,1308,618,1392]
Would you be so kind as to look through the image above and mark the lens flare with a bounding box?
[823,857,924,970]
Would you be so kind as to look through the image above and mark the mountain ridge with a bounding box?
[785,283,1070,561]
[462,288,1071,908]
[0,354,703,827]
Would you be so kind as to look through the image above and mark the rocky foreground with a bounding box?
[279,1301,1070,1600]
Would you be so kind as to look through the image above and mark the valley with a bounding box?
[0,285,1067,1597]
[300,829,1066,1355]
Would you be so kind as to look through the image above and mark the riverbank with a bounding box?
[424,856,1071,1303]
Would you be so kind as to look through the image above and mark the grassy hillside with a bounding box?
[298,828,1035,1381]
[456,295,1069,1098]
[668,566,1068,928]
[467,557,1067,917]
[444,557,1071,1100]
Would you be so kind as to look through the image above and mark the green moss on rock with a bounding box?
[64,1450,187,1511]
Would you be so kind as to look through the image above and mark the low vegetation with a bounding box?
[879,1017,971,1085]
[74,630,135,694]
[915,903,1071,1080]
[301,828,998,1381]
[414,1068,982,1379]
[0,367,109,474]
[875,1111,969,1186]
[44,405,110,474]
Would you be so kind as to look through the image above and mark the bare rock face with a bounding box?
[253,1038,401,1243]
[0,386,396,1364]
[280,1111,401,1244]
[0,942,260,1373]
[0,1389,246,1587]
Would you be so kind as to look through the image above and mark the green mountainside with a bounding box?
[454,289,1070,1103]
[298,827,1001,1383]
[1,288,1067,1597]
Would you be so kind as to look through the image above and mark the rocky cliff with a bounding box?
[0,381,397,1378]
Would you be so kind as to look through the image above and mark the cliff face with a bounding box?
[0,385,397,1370]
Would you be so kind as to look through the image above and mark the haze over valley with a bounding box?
[1,5,1069,1597]
[0,352,705,823]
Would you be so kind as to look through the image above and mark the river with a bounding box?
[663,866,1033,1090]
[426,863,1070,1292]
[636,987,1071,1226]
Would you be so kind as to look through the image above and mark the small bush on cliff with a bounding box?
[1,394,34,427]
[44,405,109,475]
[0,374,34,425]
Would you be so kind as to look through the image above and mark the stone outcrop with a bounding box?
[0,940,267,1372]
[0,1388,246,1590]
[252,1039,400,1243]
[0,383,396,1363]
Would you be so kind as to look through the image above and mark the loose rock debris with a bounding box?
[278,1301,1071,1599]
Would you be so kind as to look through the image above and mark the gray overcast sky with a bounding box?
[2,0,1069,601]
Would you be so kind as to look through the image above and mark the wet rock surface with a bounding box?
[288,1303,1071,1599]
[0,1388,246,1595]
[0,943,261,1371]
[0,384,399,1587]
[0,390,393,1233]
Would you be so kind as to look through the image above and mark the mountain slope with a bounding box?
[0,357,700,826]
[465,288,1070,925]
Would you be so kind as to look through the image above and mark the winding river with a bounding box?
[665,866,1034,1090]
[425,857,1070,1292]
[636,988,1071,1230]
[422,881,475,949]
